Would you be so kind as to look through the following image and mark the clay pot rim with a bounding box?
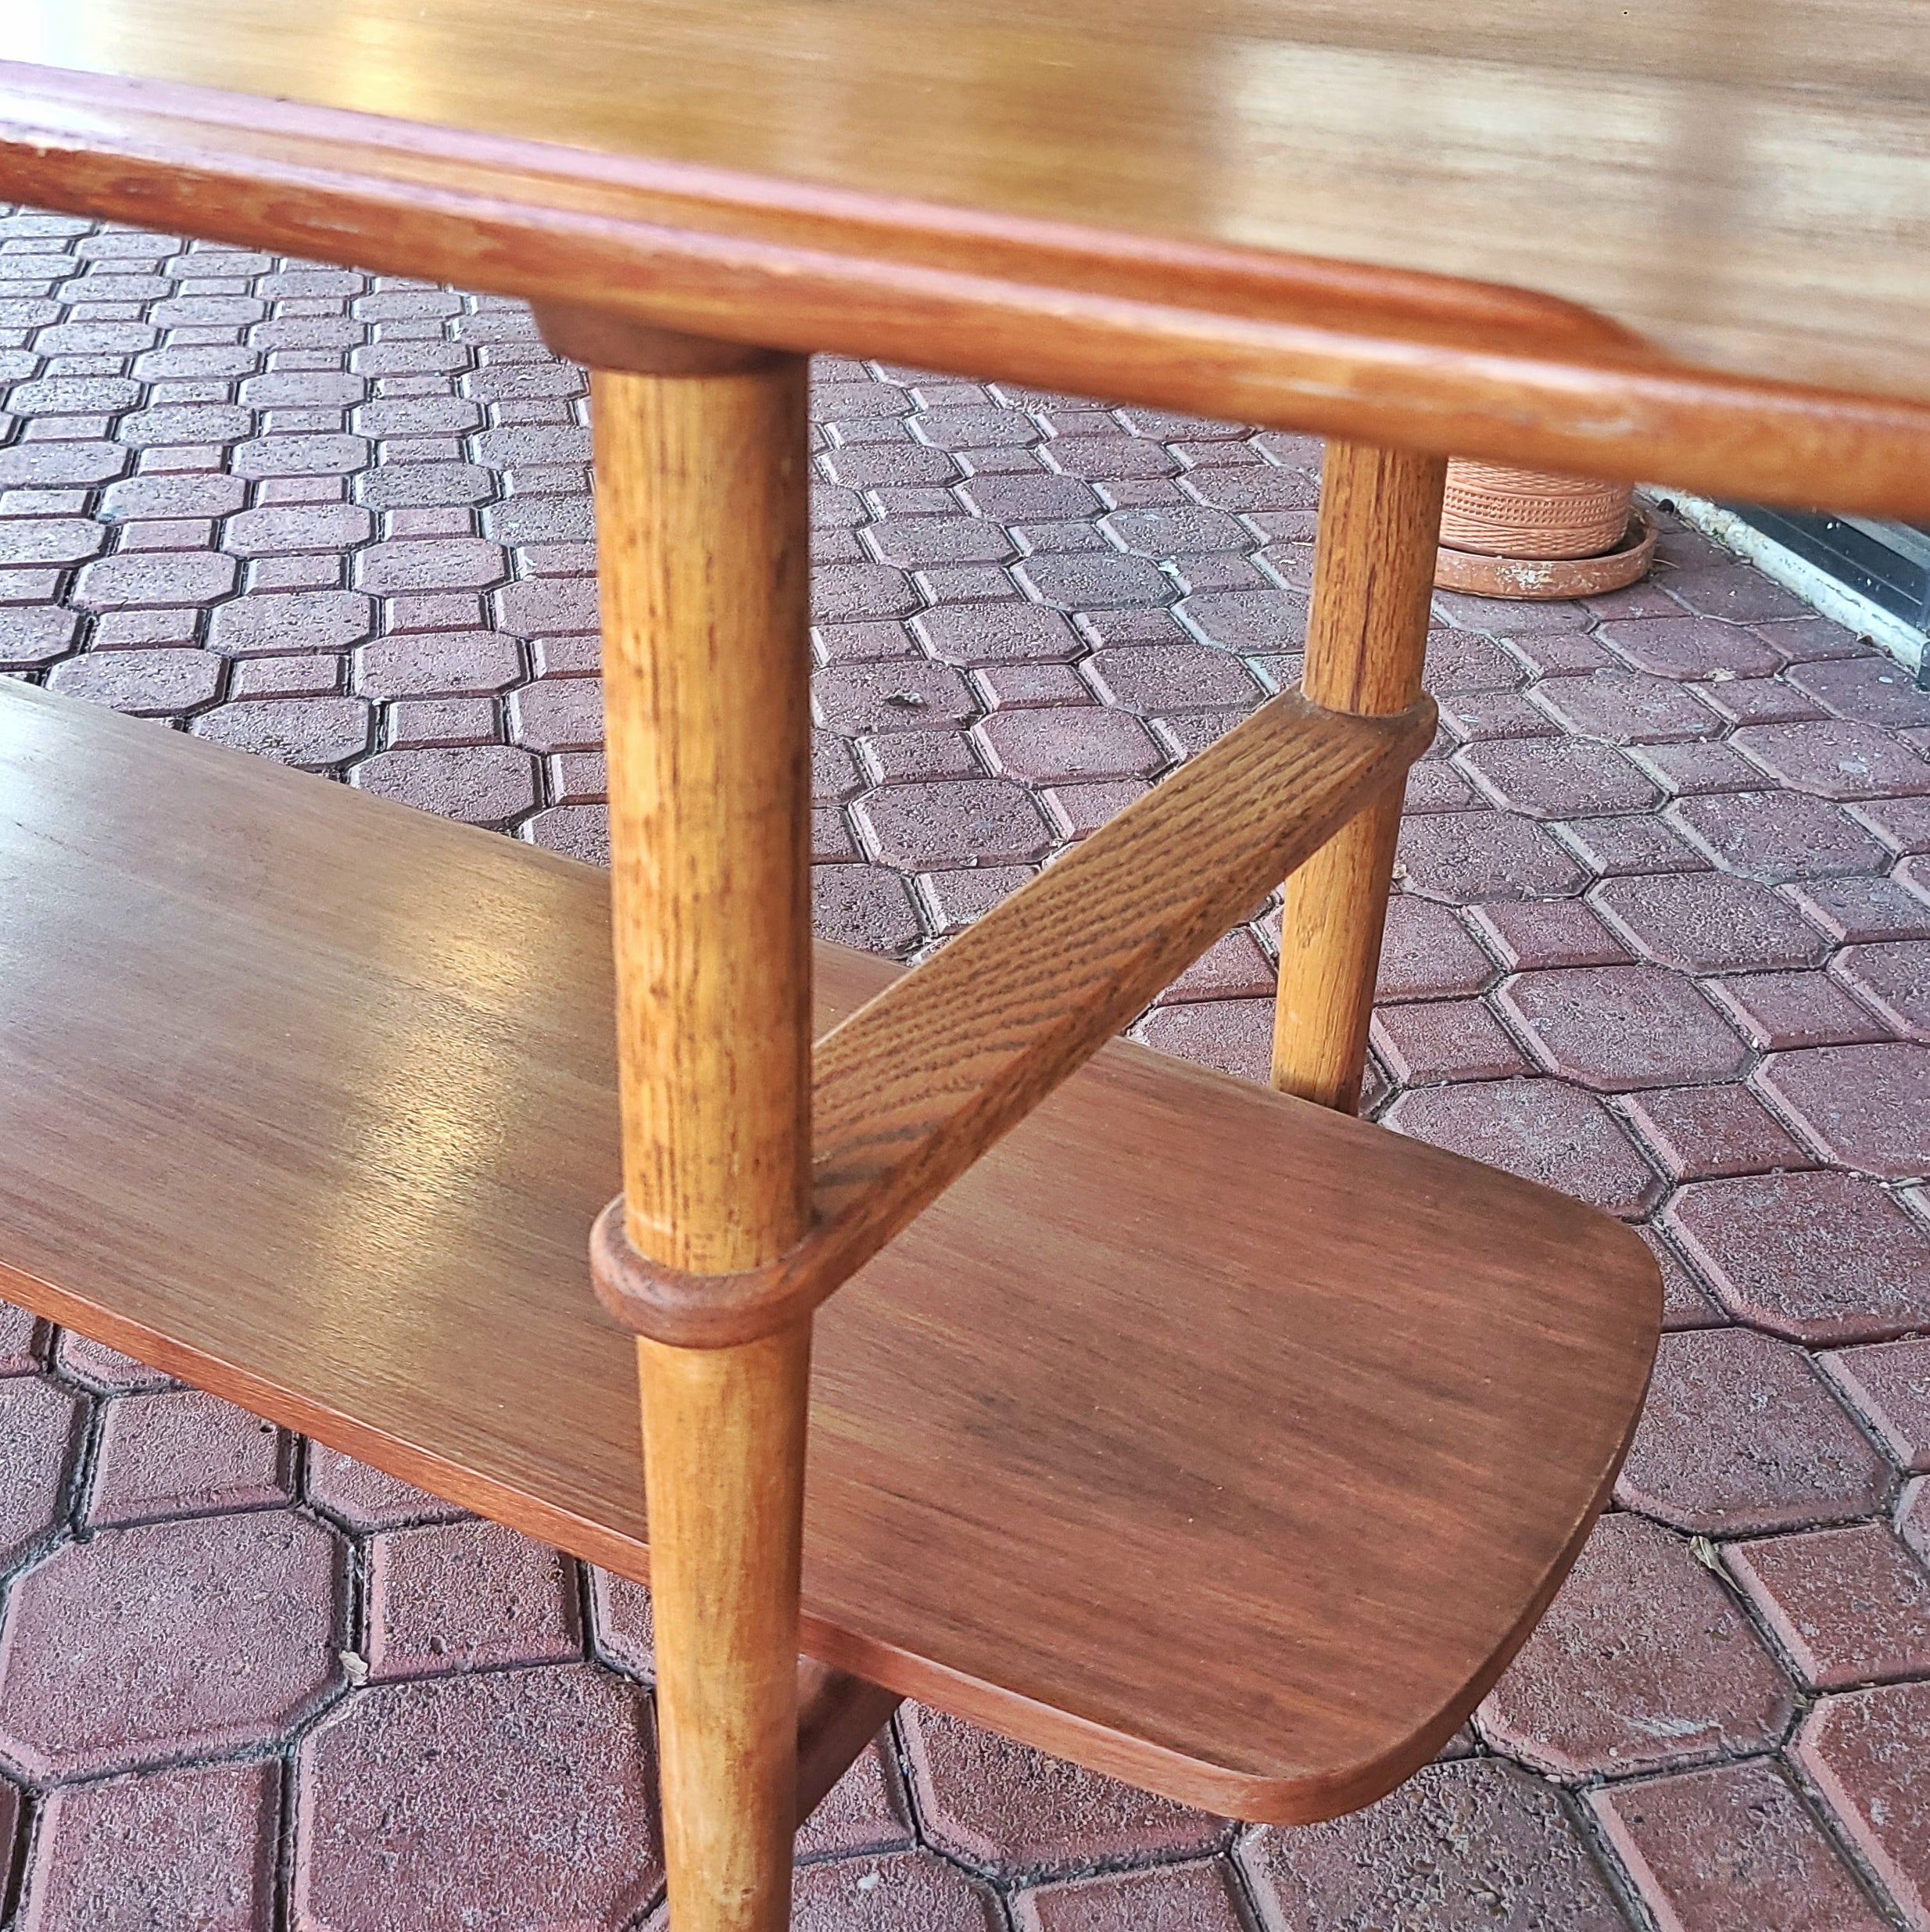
[1433,508,1657,602]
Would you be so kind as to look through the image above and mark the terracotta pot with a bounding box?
[1439,461,1634,561]
[1434,508,1657,600]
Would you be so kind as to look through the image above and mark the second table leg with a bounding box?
[1271,442,1447,1112]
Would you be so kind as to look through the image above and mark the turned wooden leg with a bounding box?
[582,324,814,1932]
[1271,443,1447,1112]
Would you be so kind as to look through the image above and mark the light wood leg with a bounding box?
[590,346,814,1932]
[1271,443,1447,1112]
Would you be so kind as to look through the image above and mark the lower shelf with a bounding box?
[0,681,1658,1823]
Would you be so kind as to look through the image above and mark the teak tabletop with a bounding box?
[5,0,1930,512]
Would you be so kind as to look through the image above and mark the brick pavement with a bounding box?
[0,205,1928,1930]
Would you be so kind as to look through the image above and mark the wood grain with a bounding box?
[1273,444,1446,1112]
[794,1661,902,1826]
[592,360,812,1274]
[593,349,817,1930]
[7,35,1930,512]
[0,681,1660,1824]
[594,686,1433,1344]
[639,1328,810,1932]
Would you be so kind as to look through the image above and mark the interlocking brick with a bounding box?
[1617,1327,1890,1530]
[1375,896,1496,1000]
[1599,614,1785,679]
[901,1705,1223,1879]
[1083,642,1260,712]
[585,1567,653,1679]
[1592,871,1828,972]
[1669,790,1896,881]
[1238,1758,1626,1930]
[231,432,367,478]
[1490,1512,1792,1789]
[508,675,602,752]
[1464,897,1629,970]
[1793,1683,1930,1927]
[1692,676,1829,727]
[1012,551,1168,609]
[1757,1043,1930,1178]
[292,1666,660,1932]
[0,1510,343,1777]
[22,1758,281,1932]
[47,646,222,715]
[1012,1860,1246,1931]
[0,515,103,565]
[1666,1170,1930,1343]
[972,663,1091,709]
[972,708,1162,784]
[1152,929,1274,1004]
[1040,776,1148,838]
[352,744,539,826]
[1395,812,1588,903]
[1705,969,1889,1051]
[354,628,521,697]
[1459,737,1661,819]
[1588,1758,1892,1932]
[1531,670,1717,743]
[192,695,370,767]
[1133,996,1274,1083]
[71,547,235,608]
[797,1736,917,1863]
[88,1388,292,1526]
[209,588,371,655]
[365,1518,582,1678]
[1436,690,1555,743]
[1789,874,1930,943]
[304,1444,467,1532]
[1497,964,1748,1090]
[1833,938,1930,1040]
[815,661,976,734]
[1370,999,1527,1084]
[815,863,922,954]
[1790,654,1930,729]
[1174,588,1305,650]
[1617,1083,1815,1181]
[1631,737,1785,797]
[1734,719,1930,799]
[1421,627,1522,693]
[791,1850,1001,1932]
[0,1376,82,1566]
[853,779,1051,869]
[1728,1523,1930,1689]
[1552,812,1709,877]
[1819,1339,1930,1474]
[1384,1077,1660,1216]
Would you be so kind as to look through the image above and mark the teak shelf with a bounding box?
[12,2,1918,1923]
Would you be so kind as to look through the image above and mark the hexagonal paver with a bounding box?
[292,1665,658,1932]
[900,1706,1223,1880]
[1819,1339,1930,1472]
[1395,812,1588,903]
[1590,872,1827,973]
[1756,1042,1930,1178]
[585,1567,654,1681]
[1664,1170,1930,1343]
[1666,790,1890,881]
[22,1758,279,1932]
[1498,964,1749,1091]
[1477,1513,1792,1780]
[0,1376,83,1567]
[1832,938,1930,1041]
[1727,1524,1930,1690]
[86,1387,292,1527]
[815,660,977,734]
[791,1851,1001,1932]
[1705,970,1891,1051]
[0,1510,344,1777]
[1458,738,1661,818]
[1529,670,1717,744]
[1588,1759,1892,1932]
[797,1736,915,1864]
[1794,1683,1930,1928]
[1596,615,1785,679]
[1374,897,1495,1001]
[1238,1758,1626,1930]
[1013,1860,1247,1931]
[1615,1328,1890,1532]
[853,779,1052,869]
[1384,1077,1660,1216]
[972,708,1163,784]
[1732,720,1930,799]
[366,1518,582,1679]
[303,1444,469,1532]
[1614,1083,1814,1181]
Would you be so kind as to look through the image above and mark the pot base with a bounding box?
[1434,509,1656,601]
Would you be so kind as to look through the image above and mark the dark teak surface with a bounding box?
[0,683,1659,1823]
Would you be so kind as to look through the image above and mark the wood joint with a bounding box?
[533,303,791,375]
[593,690,1435,1348]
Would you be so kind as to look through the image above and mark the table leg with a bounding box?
[1271,443,1447,1112]
[589,346,814,1932]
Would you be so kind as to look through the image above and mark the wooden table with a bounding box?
[9,5,1920,1927]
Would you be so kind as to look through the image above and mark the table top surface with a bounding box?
[5,2,1930,509]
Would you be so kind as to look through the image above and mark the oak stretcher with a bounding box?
[12,2,1925,1924]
